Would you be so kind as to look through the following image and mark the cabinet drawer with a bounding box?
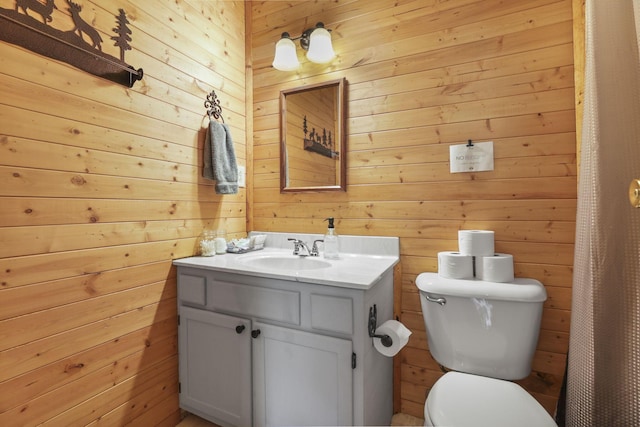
[310,294,353,335]
[178,273,207,305]
[208,279,300,325]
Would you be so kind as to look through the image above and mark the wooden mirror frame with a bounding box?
[279,78,346,193]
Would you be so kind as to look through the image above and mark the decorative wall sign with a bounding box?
[302,115,338,159]
[449,140,494,173]
[0,0,143,87]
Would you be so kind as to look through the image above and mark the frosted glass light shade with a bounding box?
[306,27,335,64]
[272,36,300,71]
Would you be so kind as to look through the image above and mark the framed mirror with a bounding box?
[280,78,346,192]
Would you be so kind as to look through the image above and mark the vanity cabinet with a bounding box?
[179,307,251,427]
[253,322,353,426]
[176,265,394,427]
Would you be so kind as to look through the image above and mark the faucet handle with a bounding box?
[311,239,324,256]
[288,238,301,254]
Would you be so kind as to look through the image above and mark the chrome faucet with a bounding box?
[288,238,311,256]
[288,238,325,257]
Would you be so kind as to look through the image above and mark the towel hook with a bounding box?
[205,90,224,123]
[466,139,474,147]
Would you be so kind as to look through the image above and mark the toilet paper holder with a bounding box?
[368,305,393,347]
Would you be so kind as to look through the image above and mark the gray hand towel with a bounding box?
[203,121,238,194]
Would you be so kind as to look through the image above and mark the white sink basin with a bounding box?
[239,254,332,271]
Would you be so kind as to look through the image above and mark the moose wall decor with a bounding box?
[0,0,143,87]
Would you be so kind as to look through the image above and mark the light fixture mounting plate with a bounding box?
[300,28,313,50]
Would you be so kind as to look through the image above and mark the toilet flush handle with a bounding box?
[425,294,446,306]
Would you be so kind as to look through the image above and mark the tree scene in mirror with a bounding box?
[280,78,345,192]
[302,115,338,159]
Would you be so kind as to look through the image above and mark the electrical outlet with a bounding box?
[237,165,246,188]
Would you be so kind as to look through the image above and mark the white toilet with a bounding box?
[415,272,557,427]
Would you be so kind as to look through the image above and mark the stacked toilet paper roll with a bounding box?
[438,251,474,279]
[477,253,515,283]
[458,230,495,256]
[437,230,515,283]
[373,320,412,357]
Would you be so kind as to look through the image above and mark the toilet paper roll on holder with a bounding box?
[368,304,393,347]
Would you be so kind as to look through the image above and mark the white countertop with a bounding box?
[173,232,400,290]
[173,248,399,290]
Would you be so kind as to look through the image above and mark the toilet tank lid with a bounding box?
[416,272,547,302]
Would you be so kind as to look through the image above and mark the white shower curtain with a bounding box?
[567,0,640,425]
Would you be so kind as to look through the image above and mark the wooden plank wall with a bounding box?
[249,0,576,418]
[572,0,585,165]
[0,0,247,425]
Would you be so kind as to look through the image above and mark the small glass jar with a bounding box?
[214,229,227,254]
[199,229,217,256]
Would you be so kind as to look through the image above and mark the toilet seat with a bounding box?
[425,372,557,427]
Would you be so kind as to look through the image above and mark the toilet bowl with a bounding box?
[423,372,556,427]
[416,272,557,427]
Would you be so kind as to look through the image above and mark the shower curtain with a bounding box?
[567,1,640,426]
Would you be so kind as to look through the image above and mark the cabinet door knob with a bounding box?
[235,325,246,334]
[251,329,261,338]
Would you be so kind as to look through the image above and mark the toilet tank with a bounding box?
[415,272,547,380]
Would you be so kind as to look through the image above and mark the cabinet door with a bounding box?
[253,322,353,427]
[179,306,251,427]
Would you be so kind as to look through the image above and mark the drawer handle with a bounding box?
[235,325,246,334]
[251,329,261,338]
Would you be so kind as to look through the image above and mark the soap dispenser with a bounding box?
[323,217,340,259]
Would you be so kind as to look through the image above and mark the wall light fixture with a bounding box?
[272,22,335,71]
